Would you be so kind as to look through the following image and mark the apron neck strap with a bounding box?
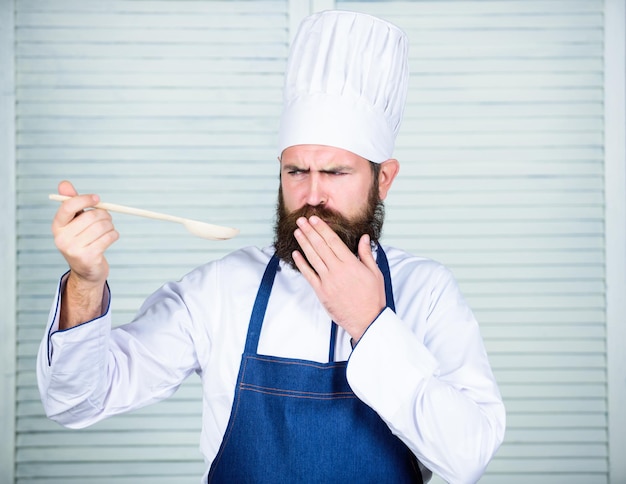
[245,255,280,354]
[377,244,396,313]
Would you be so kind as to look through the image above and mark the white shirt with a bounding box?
[37,245,505,484]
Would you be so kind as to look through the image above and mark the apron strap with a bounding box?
[377,243,396,312]
[244,255,280,354]
[328,323,338,362]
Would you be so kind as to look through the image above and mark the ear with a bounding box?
[377,159,400,200]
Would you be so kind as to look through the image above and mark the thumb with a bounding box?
[58,180,78,197]
[358,234,377,271]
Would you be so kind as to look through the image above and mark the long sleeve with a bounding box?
[346,261,505,484]
[36,271,205,429]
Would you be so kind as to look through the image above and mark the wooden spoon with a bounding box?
[49,194,239,241]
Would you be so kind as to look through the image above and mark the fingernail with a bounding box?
[309,215,319,224]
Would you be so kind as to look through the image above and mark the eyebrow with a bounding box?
[281,164,354,174]
[281,164,307,172]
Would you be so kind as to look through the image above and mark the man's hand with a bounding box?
[51,181,119,329]
[292,215,386,343]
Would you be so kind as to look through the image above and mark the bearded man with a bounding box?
[37,10,505,484]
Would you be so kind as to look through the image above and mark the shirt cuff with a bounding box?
[346,307,440,419]
[46,271,111,366]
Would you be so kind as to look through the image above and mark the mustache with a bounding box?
[273,186,385,270]
[282,204,353,234]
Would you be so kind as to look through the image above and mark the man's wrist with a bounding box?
[59,272,106,330]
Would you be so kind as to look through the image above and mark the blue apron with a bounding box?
[208,247,423,483]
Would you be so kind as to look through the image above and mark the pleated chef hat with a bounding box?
[277,10,409,164]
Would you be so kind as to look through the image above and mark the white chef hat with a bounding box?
[277,10,409,164]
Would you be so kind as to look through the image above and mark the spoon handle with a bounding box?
[49,194,186,225]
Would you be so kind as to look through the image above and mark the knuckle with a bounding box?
[64,245,82,260]
[81,209,98,222]
[53,231,70,250]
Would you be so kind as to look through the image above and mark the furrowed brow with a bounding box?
[282,164,310,172]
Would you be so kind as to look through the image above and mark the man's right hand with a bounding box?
[51,180,119,329]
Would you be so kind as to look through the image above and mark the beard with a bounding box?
[273,180,385,270]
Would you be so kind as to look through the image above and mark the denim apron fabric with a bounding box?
[208,246,423,483]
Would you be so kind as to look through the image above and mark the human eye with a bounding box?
[322,168,349,176]
[283,166,309,179]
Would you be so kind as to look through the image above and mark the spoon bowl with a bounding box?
[181,219,239,241]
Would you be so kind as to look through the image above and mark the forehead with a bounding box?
[280,144,370,168]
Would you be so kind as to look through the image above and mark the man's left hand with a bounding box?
[292,215,386,343]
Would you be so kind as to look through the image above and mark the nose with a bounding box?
[304,174,326,206]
